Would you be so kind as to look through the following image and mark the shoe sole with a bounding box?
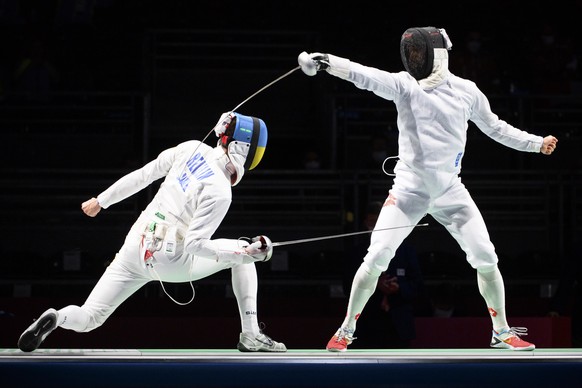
[237,343,255,352]
[491,344,535,351]
[237,345,286,352]
[18,310,57,352]
[237,333,287,352]
[237,342,287,352]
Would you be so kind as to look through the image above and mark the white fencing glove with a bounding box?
[244,235,273,262]
[213,111,235,137]
[216,236,273,265]
[298,51,330,76]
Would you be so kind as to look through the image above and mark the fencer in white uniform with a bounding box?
[298,26,558,352]
[18,112,287,353]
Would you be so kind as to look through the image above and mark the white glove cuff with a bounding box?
[216,250,246,265]
[326,54,351,80]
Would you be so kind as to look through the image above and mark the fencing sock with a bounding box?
[477,265,509,332]
[58,305,91,332]
[341,262,381,332]
[231,263,260,336]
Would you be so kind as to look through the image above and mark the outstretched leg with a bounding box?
[18,246,148,352]
[327,195,423,352]
[432,179,535,350]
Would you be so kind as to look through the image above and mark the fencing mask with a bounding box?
[400,27,453,80]
[220,112,268,186]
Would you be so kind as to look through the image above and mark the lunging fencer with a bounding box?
[298,26,558,352]
[18,112,287,353]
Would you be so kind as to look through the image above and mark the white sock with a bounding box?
[58,305,91,331]
[341,263,380,332]
[231,264,260,336]
[477,266,508,332]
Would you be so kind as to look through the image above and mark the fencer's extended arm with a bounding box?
[298,52,350,79]
[97,147,175,209]
[184,224,273,265]
[469,87,547,153]
[182,189,272,264]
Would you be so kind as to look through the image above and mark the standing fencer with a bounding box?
[18,112,287,353]
[298,26,558,352]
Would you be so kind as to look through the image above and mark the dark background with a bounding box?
[1,0,581,349]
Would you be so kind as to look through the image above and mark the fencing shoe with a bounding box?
[237,332,287,352]
[490,327,535,351]
[18,308,58,352]
[326,327,355,352]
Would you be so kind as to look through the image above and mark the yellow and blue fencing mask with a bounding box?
[220,112,268,185]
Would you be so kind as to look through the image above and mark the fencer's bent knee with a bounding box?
[84,317,104,332]
[363,248,394,274]
[361,261,382,277]
[73,315,102,333]
[75,306,110,332]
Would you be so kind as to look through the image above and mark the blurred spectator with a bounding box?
[361,133,398,171]
[303,150,322,170]
[54,0,96,27]
[530,22,578,96]
[449,30,501,93]
[368,135,390,169]
[12,35,59,98]
[430,282,459,318]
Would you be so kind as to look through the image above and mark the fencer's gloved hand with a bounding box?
[213,111,234,137]
[298,51,330,76]
[244,235,273,262]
